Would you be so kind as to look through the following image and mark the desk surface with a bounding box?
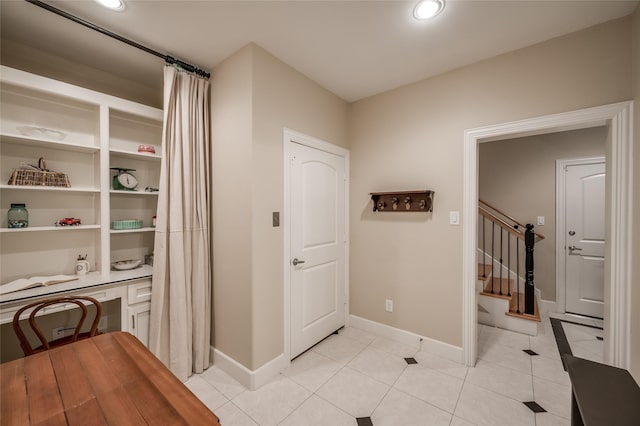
[564,354,640,426]
[0,332,220,425]
[0,266,153,304]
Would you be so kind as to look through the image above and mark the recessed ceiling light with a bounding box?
[95,0,126,11]
[413,0,445,20]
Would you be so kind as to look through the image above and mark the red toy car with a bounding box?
[55,217,81,226]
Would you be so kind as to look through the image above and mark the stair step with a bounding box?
[477,264,492,280]
[480,278,515,300]
[506,292,541,322]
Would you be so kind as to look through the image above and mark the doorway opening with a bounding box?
[463,102,633,369]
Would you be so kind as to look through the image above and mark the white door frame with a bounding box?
[283,128,350,362]
[463,101,633,369]
[555,156,606,316]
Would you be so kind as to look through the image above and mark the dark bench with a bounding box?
[563,354,640,426]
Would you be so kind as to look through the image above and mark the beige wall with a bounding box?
[211,44,348,370]
[211,46,255,368]
[479,127,607,301]
[250,46,348,368]
[1,39,162,108]
[630,4,640,383]
[348,17,632,347]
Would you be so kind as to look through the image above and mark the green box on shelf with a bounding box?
[111,219,143,230]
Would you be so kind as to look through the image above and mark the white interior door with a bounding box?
[289,141,346,358]
[564,160,605,318]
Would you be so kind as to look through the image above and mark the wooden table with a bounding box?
[1,332,220,425]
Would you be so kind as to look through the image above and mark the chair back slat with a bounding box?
[12,296,102,356]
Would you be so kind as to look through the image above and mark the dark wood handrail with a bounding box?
[479,199,525,228]
[479,207,525,239]
[478,200,545,241]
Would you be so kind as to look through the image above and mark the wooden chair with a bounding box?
[12,296,102,356]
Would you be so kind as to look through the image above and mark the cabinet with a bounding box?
[127,280,152,346]
[0,66,162,285]
[0,277,153,360]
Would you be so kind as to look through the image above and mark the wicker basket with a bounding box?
[7,158,70,188]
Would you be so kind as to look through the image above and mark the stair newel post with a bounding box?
[524,224,535,315]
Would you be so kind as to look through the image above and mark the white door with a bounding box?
[565,161,605,318]
[289,141,346,358]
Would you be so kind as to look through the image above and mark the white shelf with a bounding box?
[0,133,99,153]
[110,190,159,196]
[0,225,101,233]
[1,67,161,284]
[0,184,100,193]
[110,227,156,234]
[109,149,161,161]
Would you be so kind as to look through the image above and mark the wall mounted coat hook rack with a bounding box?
[370,190,434,212]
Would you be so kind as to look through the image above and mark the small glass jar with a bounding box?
[8,203,28,228]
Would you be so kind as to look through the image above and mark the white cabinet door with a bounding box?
[127,302,150,347]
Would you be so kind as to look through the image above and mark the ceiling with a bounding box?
[1,0,638,102]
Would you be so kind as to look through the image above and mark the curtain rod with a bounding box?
[25,0,211,79]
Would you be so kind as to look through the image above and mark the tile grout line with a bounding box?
[310,329,380,423]
[227,399,262,426]
[449,369,468,424]
[275,387,316,426]
[529,334,538,426]
[364,353,412,420]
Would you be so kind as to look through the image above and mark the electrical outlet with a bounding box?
[52,327,66,340]
[385,299,393,312]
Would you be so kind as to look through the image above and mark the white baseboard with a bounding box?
[211,346,289,391]
[348,315,463,364]
[539,299,556,315]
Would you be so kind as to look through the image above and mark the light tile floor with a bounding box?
[561,322,603,364]
[186,315,572,425]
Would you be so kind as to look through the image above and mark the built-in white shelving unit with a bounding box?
[0,66,162,284]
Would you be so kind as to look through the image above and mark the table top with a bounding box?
[0,331,220,425]
[564,354,640,426]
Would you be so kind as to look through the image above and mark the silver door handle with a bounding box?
[568,245,583,251]
[292,258,305,266]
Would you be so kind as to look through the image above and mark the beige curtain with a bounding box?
[149,65,211,382]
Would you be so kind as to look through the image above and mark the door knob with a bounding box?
[292,258,305,266]
[568,245,582,251]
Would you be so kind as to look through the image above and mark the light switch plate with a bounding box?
[450,211,460,225]
[537,216,545,226]
[272,212,280,227]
